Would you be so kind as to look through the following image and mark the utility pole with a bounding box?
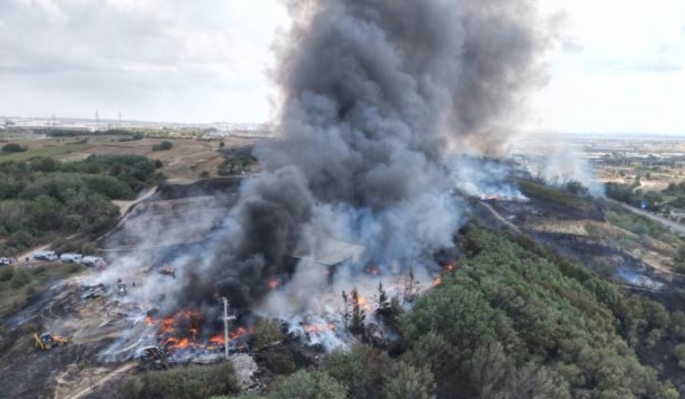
[221,297,236,360]
[95,109,100,131]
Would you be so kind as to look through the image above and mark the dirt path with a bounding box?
[478,201,521,233]
[112,185,158,217]
[16,234,79,263]
[56,362,137,399]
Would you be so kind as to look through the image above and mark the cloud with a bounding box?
[533,0,685,134]
[0,0,288,122]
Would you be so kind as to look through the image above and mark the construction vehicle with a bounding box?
[34,332,68,350]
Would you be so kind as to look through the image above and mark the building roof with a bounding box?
[291,238,366,267]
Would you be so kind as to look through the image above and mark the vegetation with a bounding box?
[606,182,665,211]
[221,227,681,399]
[251,319,283,350]
[397,227,679,398]
[605,207,680,244]
[518,179,596,215]
[152,141,174,151]
[116,362,238,399]
[0,155,164,255]
[218,158,252,176]
[1,143,27,153]
[0,263,84,320]
[0,143,90,162]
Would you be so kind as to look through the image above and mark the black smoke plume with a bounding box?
[183,0,549,312]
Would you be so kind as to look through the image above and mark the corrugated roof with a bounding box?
[291,238,366,267]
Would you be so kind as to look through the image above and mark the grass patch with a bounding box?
[605,207,682,246]
[0,144,90,162]
[0,263,84,320]
[518,179,595,213]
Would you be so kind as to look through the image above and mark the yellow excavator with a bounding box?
[34,332,68,350]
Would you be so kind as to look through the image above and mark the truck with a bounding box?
[80,256,106,268]
[60,253,83,264]
[34,251,57,261]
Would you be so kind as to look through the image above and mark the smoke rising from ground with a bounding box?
[188,0,552,312]
[94,0,551,331]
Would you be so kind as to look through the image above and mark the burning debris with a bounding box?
[159,266,176,278]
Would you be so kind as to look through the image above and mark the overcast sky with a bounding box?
[0,0,683,134]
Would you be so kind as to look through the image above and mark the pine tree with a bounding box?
[376,282,391,317]
[349,288,366,336]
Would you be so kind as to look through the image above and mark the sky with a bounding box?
[0,0,683,134]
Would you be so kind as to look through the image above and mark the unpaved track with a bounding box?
[56,362,137,399]
[479,201,521,233]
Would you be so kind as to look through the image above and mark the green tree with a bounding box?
[272,371,347,399]
[674,344,685,369]
[382,361,436,399]
[2,143,26,152]
[251,319,283,350]
[152,141,174,151]
[321,346,377,399]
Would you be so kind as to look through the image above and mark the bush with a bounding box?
[272,371,347,399]
[10,267,32,289]
[116,362,237,399]
[674,344,685,369]
[382,361,436,399]
[0,267,14,282]
[152,141,173,151]
[2,143,27,153]
[261,349,297,375]
[251,319,283,350]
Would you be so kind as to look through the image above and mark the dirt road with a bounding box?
[611,200,685,237]
[56,362,137,399]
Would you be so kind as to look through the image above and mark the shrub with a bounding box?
[261,349,296,375]
[116,362,237,399]
[152,141,173,151]
[2,143,27,153]
[251,319,283,350]
[10,267,32,289]
[674,344,685,369]
[272,371,347,399]
[0,267,14,282]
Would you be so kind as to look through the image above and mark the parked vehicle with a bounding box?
[60,253,83,263]
[0,257,12,266]
[34,251,57,261]
[80,256,106,268]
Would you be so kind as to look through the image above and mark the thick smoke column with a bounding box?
[184,0,549,311]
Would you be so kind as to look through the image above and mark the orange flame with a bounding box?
[305,323,336,334]
[433,276,443,286]
[230,326,248,340]
[268,279,279,289]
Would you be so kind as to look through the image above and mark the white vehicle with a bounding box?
[60,253,83,264]
[34,251,57,261]
[0,257,12,266]
[80,256,105,268]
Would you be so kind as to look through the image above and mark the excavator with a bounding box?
[34,332,68,350]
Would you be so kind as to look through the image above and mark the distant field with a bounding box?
[0,143,90,161]
[0,135,259,180]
